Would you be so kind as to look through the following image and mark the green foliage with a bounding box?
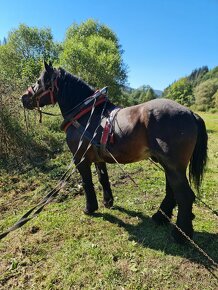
[163,77,194,106]
[0,24,60,87]
[120,85,158,106]
[188,66,209,86]
[194,78,218,111]
[141,87,157,102]
[59,19,128,102]
[201,66,218,82]
[0,24,62,168]
[164,66,218,110]
[0,113,217,289]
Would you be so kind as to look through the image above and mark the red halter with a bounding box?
[26,78,58,123]
[27,78,58,106]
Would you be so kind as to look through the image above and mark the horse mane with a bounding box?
[56,67,95,116]
[58,67,94,92]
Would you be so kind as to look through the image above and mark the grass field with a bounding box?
[0,112,217,289]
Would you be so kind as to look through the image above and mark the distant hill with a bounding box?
[154,89,163,97]
[123,85,163,97]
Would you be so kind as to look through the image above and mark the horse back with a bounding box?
[107,98,198,166]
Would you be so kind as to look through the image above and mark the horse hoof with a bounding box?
[171,227,193,244]
[152,211,171,225]
[103,199,114,208]
[83,206,98,215]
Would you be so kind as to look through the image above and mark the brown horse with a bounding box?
[21,61,208,243]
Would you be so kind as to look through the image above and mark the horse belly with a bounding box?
[107,129,151,164]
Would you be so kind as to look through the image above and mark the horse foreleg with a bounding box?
[152,174,177,224]
[166,170,195,243]
[95,162,114,208]
[76,160,98,214]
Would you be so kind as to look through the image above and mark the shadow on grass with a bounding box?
[93,206,218,271]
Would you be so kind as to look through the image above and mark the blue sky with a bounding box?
[0,0,218,90]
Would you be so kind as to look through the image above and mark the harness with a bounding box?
[28,76,119,154]
[60,87,120,156]
[61,87,108,133]
[100,107,120,151]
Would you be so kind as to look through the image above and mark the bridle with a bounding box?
[27,77,58,106]
[26,74,59,122]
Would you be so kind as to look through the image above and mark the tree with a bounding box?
[188,66,209,86]
[141,87,157,102]
[163,77,194,106]
[0,24,60,88]
[194,78,218,110]
[59,19,128,102]
[0,25,61,165]
[201,66,218,82]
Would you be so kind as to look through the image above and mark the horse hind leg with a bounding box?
[95,162,114,208]
[152,174,177,225]
[166,169,195,243]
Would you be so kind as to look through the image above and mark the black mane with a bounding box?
[56,68,95,117]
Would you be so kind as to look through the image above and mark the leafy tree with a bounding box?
[0,24,60,87]
[188,66,209,86]
[194,78,218,110]
[163,77,194,106]
[0,25,61,166]
[119,85,157,106]
[59,19,128,102]
[201,66,218,82]
[141,87,157,102]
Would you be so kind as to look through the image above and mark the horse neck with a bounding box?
[56,72,95,117]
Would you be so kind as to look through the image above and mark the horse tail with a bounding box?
[189,113,208,193]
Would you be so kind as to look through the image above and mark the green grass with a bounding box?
[0,112,217,289]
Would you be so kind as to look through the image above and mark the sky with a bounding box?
[0,0,218,90]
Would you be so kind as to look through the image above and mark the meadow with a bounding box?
[0,112,217,289]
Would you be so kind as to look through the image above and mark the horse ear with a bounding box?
[44,60,53,74]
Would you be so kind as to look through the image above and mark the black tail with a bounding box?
[189,113,208,192]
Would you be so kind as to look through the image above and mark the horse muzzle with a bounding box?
[21,94,35,110]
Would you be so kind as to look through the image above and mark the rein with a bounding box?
[0,91,108,240]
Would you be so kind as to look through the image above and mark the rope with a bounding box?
[148,158,217,218]
[106,149,218,270]
[159,208,218,268]
[4,97,218,271]
[0,97,107,240]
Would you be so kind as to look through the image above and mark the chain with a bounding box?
[106,150,218,270]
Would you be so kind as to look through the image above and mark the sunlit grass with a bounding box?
[0,112,217,289]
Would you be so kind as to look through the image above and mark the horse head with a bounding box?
[21,61,58,109]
